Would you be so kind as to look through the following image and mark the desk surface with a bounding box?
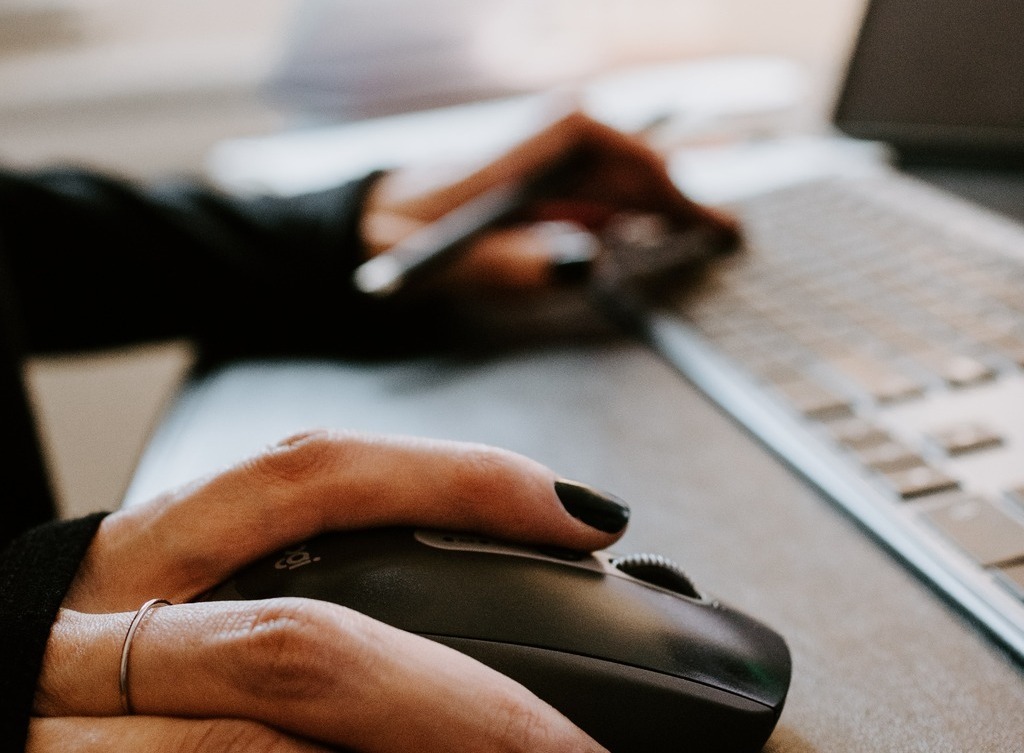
[125,312,1024,752]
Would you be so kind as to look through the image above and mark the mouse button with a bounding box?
[414,529,602,571]
[395,554,610,639]
[219,537,605,641]
[202,528,425,603]
[433,636,782,753]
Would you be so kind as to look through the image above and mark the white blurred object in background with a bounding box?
[210,55,810,196]
[263,0,842,124]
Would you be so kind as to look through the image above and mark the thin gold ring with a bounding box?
[119,598,172,714]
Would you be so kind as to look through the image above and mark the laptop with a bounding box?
[632,0,1024,663]
[834,0,1024,169]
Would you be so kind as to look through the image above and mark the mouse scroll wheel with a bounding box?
[610,553,700,598]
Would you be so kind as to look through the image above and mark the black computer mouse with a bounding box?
[200,527,791,753]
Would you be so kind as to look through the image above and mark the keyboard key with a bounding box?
[922,497,1024,566]
[926,422,1004,456]
[882,465,960,499]
[913,351,997,388]
[828,354,926,403]
[770,379,854,421]
[855,440,927,473]
[828,418,892,449]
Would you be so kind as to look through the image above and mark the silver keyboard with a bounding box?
[641,170,1024,662]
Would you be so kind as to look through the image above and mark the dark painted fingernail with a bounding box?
[554,479,630,533]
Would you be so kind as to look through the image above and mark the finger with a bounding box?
[428,222,598,292]
[517,118,738,235]
[70,432,629,608]
[362,215,575,291]
[362,207,597,294]
[371,109,739,245]
[28,716,334,753]
[38,602,607,753]
[367,108,587,221]
[371,110,674,220]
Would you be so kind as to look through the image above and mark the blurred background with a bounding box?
[1,0,864,518]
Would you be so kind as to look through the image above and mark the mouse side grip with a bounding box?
[433,635,780,753]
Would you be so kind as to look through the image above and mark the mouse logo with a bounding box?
[274,544,321,571]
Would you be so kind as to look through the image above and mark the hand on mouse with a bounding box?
[360,108,740,293]
[29,430,628,753]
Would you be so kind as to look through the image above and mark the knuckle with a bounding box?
[186,718,295,753]
[224,598,342,702]
[250,431,338,488]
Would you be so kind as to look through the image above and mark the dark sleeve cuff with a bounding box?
[0,512,108,750]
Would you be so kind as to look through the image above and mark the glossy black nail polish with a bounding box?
[554,479,630,533]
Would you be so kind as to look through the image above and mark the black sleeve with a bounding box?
[0,167,435,359]
[0,512,108,751]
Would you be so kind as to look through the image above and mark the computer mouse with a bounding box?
[199,527,791,752]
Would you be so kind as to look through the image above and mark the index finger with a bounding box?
[69,431,629,611]
[373,110,680,219]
